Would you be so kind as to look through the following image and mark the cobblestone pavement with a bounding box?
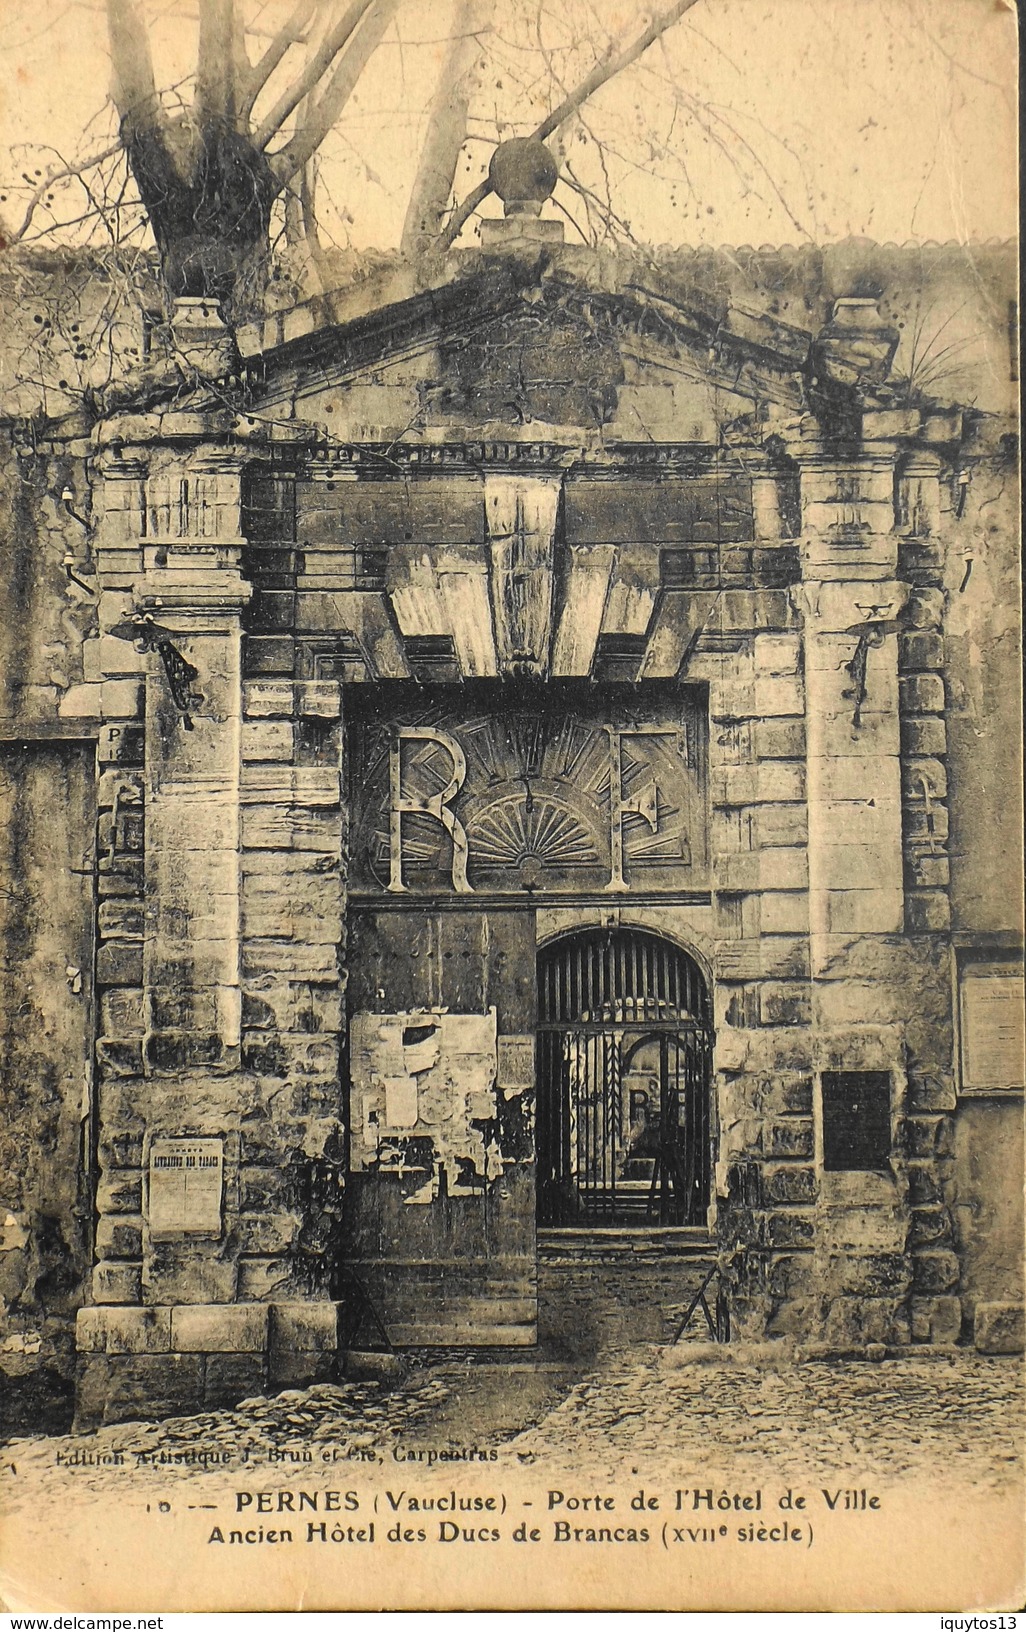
[1,1349,1022,1516]
[502,1349,1025,1488]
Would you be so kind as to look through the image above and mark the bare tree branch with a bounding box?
[241,0,318,122]
[107,0,166,135]
[197,0,238,125]
[400,0,489,259]
[271,0,399,185]
[4,142,125,246]
[438,0,705,251]
[253,0,378,151]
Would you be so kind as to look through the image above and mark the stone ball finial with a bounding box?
[488,138,558,217]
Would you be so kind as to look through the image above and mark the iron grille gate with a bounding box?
[537,928,713,1227]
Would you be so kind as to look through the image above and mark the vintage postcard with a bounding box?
[0,0,1022,1613]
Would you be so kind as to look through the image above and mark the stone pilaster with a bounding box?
[792,446,920,1346]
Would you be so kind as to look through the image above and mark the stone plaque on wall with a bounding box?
[960,967,1026,1092]
[148,1137,225,1237]
[497,1034,535,1090]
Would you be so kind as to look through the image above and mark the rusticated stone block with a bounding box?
[268,1350,338,1389]
[244,940,340,979]
[171,1303,269,1353]
[756,804,809,848]
[763,1164,818,1204]
[241,1167,288,1212]
[767,1254,814,1298]
[911,1296,962,1344]
[758,981,811,1027]
[237,1256,291,1301]
[753,718,805,759]
[269,1302,339,1352]
[719,588,792,630]
[144,1252,237,1308]
[899,631,943,671]
[100,989,145,1038]
[292,984,343,1034]
[99,1354,206,1425]
[145,1032,227,1072]
[96,943,143,985]
[908,1206,953,1249]
[822,1296,911,1348]
[715,940,762,980]
[241,1033,289,1076]
[235,1212,304,1256]
[765,1210,815,1247]
[907,1073,957,1112]
[904,805,949,845]
[760,937,810,979]
[905,891,951,933]
[911,1251,960,1294]
[753,1075,813,1116]
[905,1116,953,1158]
[96,1039,145,1078]
[98,901,145,938]
[825,1251,912,1298]
[760,892,808,934]
[723,986,760,1029]
[76,1305,172,1355]
[243,680,294,718]
[899,673,945,713]
[98,867,143,898]
[95,1217,143,1260]
[204,1353,268,1408]
[975,1302,1025,1355]
[716,851,760,891]
[904,587,945,629]
[96,1173,143,1214]
[92,1261,142,1304]
[278,1035,341,1077]
[241,720,294,761]
[901,716,946,757]
[241,992,280,1030]
[906,853,950,889]
[759,848,808,890]
[99,1130,145,1169]
[907,1163,943,1206]
[753,674,804,717]
[763,1119,814,1158]
[297,680,341,720]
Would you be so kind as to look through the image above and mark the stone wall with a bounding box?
[0,433,98,1432]
[1,251,1019,1428]
[0,741,95,1433]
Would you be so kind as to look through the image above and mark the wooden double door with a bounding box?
[343,909,712,1344]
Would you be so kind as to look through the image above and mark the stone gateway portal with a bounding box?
[1,212,1020,1428]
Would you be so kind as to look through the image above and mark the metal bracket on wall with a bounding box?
[108,611,203,730]
[841,615,905,730]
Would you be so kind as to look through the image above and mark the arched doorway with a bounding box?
[537,927,713,1228]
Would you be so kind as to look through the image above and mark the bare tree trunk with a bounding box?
[107,0,276,308]
[399,0,488,260]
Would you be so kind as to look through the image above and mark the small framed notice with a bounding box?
[147,1136,225,1237]
[959,965,1026,1093]
[497,1034,535,1090]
